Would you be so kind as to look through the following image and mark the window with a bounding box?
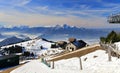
[72,48,74,51]
[67,47,69,50]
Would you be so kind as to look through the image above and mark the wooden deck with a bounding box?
[47,44,102,62]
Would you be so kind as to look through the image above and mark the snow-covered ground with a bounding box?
[114,42,120,51]
[10,60,81,73]
[10,50,120,73]
[55,50,120,73]
[1,39,56,55]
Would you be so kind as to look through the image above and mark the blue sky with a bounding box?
[0,0,120,28]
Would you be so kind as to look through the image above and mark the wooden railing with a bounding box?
[47,44,101,62]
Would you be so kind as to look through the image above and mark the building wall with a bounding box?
[66,43,76,52]
[0,55,19,68]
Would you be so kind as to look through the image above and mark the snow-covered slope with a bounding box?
[55,50,120,73]
[1,38,53,55]
[10,50,120,73]
[1,38,65,57]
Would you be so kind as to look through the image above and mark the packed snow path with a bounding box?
[10,60,81,73]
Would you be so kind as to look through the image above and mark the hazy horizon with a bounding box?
[0,24,120,29]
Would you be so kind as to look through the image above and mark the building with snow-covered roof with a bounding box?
[66,38,87,52]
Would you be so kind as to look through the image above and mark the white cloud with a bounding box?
[0,0,32,6]
[79,5,90,9]
[13,0,32,6]
[35,6,48,11]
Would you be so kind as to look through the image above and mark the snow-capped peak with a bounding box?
[54,24,62,29]
[62,24,71,29]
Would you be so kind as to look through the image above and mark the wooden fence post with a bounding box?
[79,57,83,70]
[52,61,54,69]
[108,44,112,61]
[108,48,111,61]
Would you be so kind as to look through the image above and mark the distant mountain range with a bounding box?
[1,24,119,34]
[0,24,120,46]
[0,34,6,39]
